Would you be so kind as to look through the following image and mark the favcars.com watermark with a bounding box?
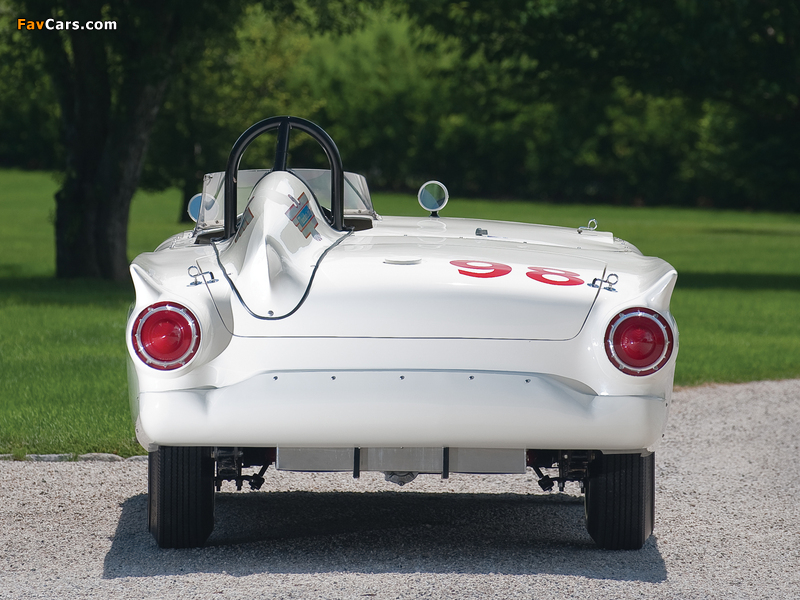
[17,18,117,31]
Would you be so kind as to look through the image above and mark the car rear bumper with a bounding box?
[135,369,668,455]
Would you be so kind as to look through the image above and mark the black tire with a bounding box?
[584,452,655,550]
[148,446,215,548]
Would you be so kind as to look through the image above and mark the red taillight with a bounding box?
[132,302,200,370]
[605,308,674,376]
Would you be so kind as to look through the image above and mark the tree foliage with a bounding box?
[3,0,799,233]
[140,4,321,219]
[11,0,255,280]
[6,0,381,280]
[0,6,61,170]
[142,0,800,211]
[406,0,800,209]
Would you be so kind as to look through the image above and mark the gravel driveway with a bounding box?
[1,379,798,599]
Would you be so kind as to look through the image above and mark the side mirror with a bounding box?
[187,194,203,223]
[187,193,220,224]
[418,181,449,217]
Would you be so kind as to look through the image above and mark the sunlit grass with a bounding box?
[1,171,799,455]
[0,298,137,456]
[0,170,188,457]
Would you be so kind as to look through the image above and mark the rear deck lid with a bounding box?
[198,171,606,340]
[203,235,606,340]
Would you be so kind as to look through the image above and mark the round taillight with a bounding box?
[132,302,200,370]
[605,308,674,376]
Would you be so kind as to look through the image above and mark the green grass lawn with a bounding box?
[1,170,799,456]
[0,170,189,457]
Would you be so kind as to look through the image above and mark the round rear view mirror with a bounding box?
[187,193,203,223]
[187,193,220,224]
[418,181,449,216]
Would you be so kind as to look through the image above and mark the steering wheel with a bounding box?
[223,116,345,239]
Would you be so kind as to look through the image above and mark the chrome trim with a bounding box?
[578,218,598,233]
[133,303,201,370]
[605,308,673,376]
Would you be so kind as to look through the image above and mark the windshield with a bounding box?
[196,168,375,231]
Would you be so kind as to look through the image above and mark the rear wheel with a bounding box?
[148,446,215,548]
[584,452,655,550]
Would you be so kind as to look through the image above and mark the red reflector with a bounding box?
[605,308,673,376]
[132,302,200,370]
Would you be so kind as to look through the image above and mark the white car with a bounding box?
[128,116,678,550]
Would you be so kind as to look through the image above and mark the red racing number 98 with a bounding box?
[526,267,585,286]
[449,260,512,278]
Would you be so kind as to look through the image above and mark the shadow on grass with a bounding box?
[0,277,134,306]
[104,491,667,582]
[676,272,800,291]
[702,227,800,238]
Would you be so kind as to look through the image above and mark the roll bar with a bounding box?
[223,116,345,238]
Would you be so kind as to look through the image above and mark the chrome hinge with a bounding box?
[588,273,619,292]
[187,265,219,286]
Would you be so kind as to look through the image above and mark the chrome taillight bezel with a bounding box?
[605,307,674,376]
[132,301,201,371]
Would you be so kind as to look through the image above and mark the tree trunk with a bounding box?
[36,2,176,282]
[28,0,260,281]
[55,77,168,282]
